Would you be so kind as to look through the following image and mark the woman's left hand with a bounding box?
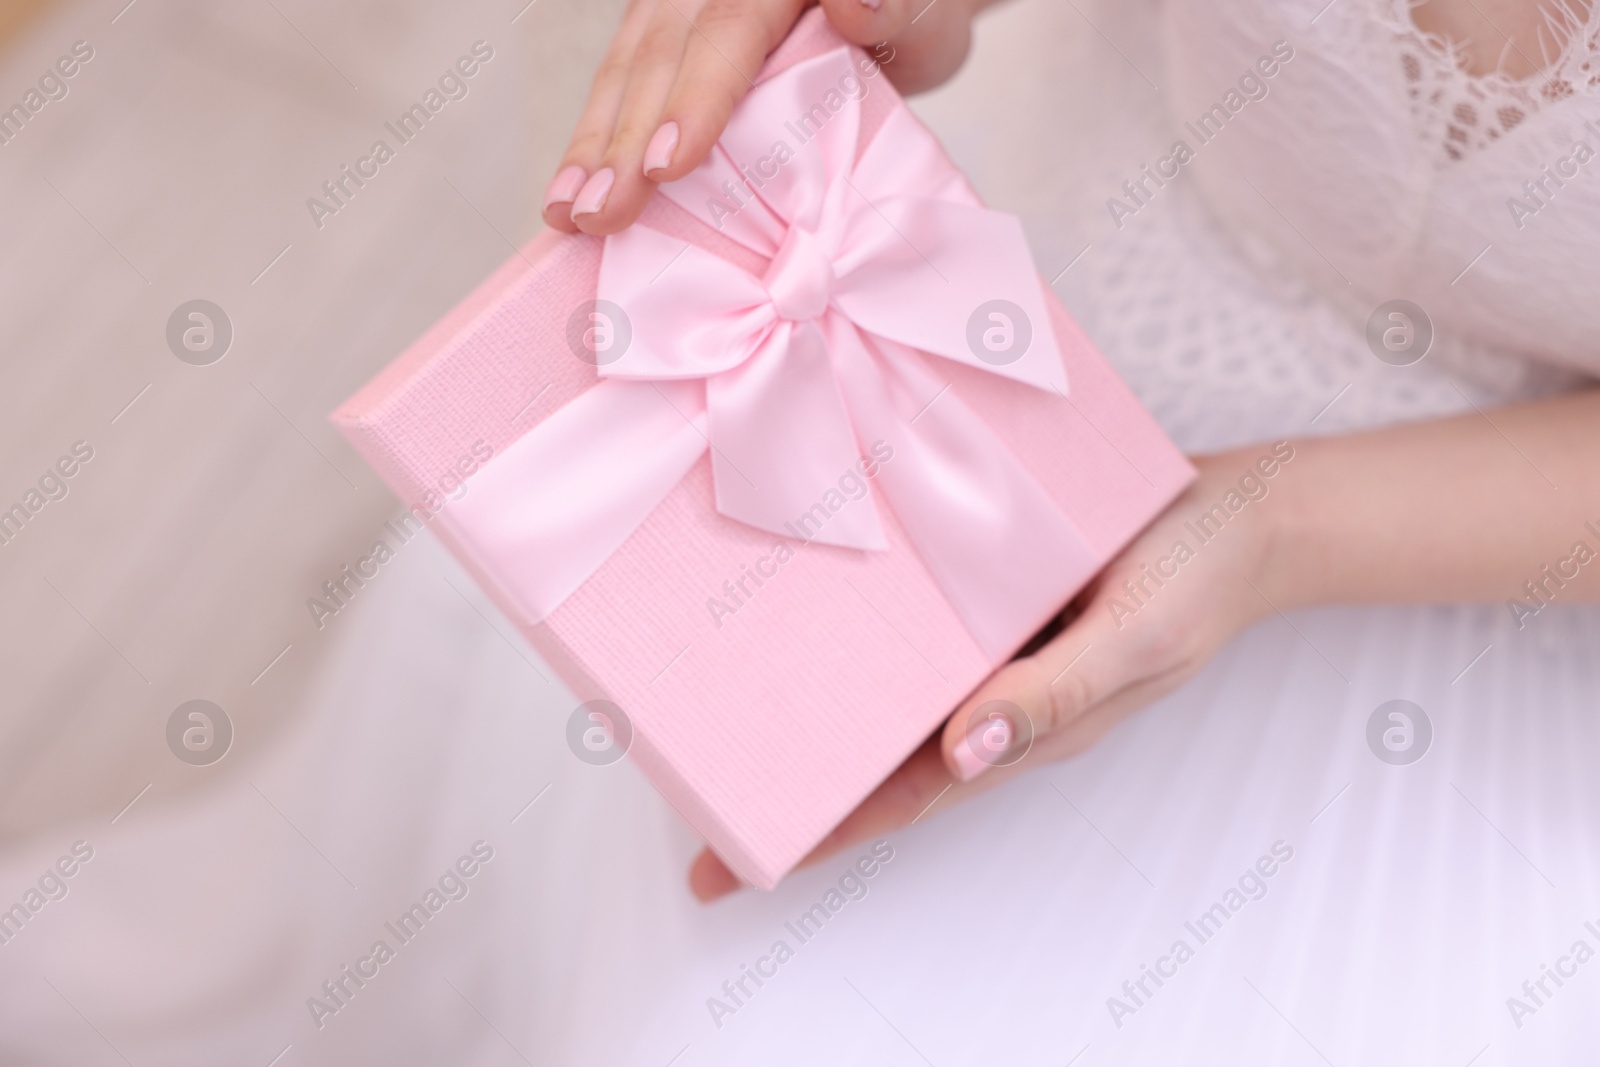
[690,443,1298,901]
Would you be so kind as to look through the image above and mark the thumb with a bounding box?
[941,596,1141,782]
[817,0,976,95]
[815,0,921,47]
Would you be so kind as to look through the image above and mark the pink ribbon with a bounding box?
[449,47,1099,659]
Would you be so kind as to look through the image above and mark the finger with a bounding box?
[1027,664,1203,766]
[568,5,699,233]
[819,0,973,95]
[542,0,661,232]
[689,662,1191,903]
[689,848,742,902]
[815,0,921,47]
[638,0,808,187]
[689,735,955,902]
[942,587,1171,783]
[804,688,1156,868]
[689,690,1149,903]
[799,733,956,861]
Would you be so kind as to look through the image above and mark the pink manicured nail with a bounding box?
[859,0,882,8]
[952,711,1014,782]
[570,167,615,217]
[643,121,679,176]
[951,738,990,782]
[543,165,586,211]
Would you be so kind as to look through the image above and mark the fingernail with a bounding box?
[952,711,1014,782]
[951,738,989,782]
[690,851,742,903]
[643,121,679,176]
[571,167,615,218]
[543,165,586,211]
[860,0,882,8]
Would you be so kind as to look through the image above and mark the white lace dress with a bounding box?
[3,1,1597,1064]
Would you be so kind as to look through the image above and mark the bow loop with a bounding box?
[554,43,1099,657]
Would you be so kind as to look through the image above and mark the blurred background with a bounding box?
[0,0,559,839]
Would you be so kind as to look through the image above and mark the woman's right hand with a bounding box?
[543,0,987,236]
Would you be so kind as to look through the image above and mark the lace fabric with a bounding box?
[1152,0,1600,381]
[1381,0,1600,161]
[1062,173,1573,455]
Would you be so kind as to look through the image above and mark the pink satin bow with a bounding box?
[449,46,1099,659]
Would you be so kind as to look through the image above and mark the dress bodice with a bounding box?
[1161,0,1600,375]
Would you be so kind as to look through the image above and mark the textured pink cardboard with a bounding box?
[333,12,1194,889]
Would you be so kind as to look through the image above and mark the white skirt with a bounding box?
[7,508,1596,1066]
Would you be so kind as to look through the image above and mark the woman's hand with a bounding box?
[690,383,1600,899]
[542,0,986,236]
[690,444,1295,900]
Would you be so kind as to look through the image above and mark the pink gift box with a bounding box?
[333,12,1193,889]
